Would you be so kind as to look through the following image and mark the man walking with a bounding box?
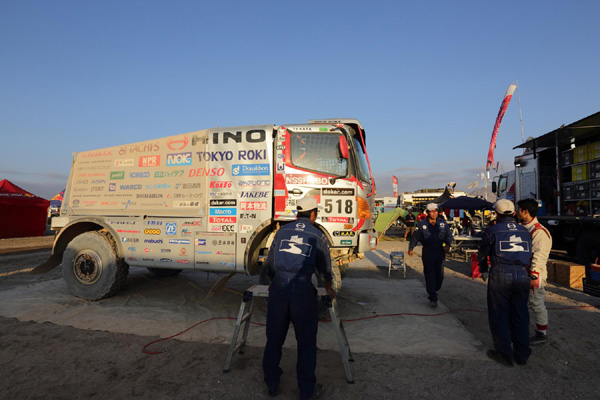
[262,196,335,399]
[478,199,533,367]
[517,198,552,344]
[403,209,416,240]
[408,203,453,307]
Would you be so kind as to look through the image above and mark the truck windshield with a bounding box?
[290,133,348,176]
[353,138,370,183]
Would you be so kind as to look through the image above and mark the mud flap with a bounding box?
[30,253,62,274]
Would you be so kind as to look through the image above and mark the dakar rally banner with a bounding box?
[486,83,517,171]
[392,176,398,198]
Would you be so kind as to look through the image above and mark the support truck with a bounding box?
[35,119,378,300]
[493,111,600,295]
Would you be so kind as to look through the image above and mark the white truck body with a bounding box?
[42,119,377,299]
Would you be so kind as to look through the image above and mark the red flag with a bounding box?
[486,84,517,171]
[392,176,398,198]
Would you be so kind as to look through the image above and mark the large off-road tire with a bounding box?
[576,231,600,267]
[62,231,129,300]
[147,268,182,277]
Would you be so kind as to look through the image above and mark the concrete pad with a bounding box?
[0,268,485,360]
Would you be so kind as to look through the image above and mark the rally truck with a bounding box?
[34,119,378,300]
[493,111,600,295]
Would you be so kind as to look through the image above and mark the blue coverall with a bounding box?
[408,216,453,302]
[262,218,333,400]
[478,215,533,363]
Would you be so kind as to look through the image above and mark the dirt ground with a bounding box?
[1,227,599,400]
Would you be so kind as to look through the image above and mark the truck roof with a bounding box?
[515,110,600,150]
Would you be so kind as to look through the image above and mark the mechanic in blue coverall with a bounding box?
[408,203,453,308]
[262,196,335,399]
[478,199,533,367]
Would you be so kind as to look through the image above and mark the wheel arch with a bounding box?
[54,218,123,258]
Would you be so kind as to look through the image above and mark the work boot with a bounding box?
[429,300,438,308]
[486,349,514,367]
[530,331,548,345]
[301,383,323,400]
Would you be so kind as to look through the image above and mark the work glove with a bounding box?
[481,272,488,282]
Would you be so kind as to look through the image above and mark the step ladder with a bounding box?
[223,284,354,383]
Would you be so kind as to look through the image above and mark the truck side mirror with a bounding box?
[491,181,497,193]
[339,135,349,159]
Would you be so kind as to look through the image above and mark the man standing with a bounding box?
[517,198,553,344]
[262,196,335,399]
[408,203,453,307]
[403,209,416,240]
[478,199,533,367]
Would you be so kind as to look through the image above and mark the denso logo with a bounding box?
[210,181,232,189]
[285,174,329,185]
[232,164,270,176]
[238,150,266,161]
[167,152,192,166]
[196,151,233,162]
[167,135,189,151]
[139,155,160,167]
[188,168,225,177]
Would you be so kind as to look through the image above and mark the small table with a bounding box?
[450,235,482,261]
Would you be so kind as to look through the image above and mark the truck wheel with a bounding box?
[147,268,182,277]
[576,231,600,267]
[62,231,129,300]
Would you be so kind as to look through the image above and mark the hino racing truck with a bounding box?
[493,111,600,295]
[35,119,378,300]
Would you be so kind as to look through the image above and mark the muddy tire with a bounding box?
[147,268,182,277]
[62,231,129,300]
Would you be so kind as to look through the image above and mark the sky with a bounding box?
[1,0,599,199]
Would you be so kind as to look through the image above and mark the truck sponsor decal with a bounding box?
[240,191,269,198]
[196,239,206,245]
[232,164,270,176]
[173,201,201,207]
[333,231,356,237]
[110,171,125,180]
[188,167,225,177]
[155,170,184,178]
[169,239,190,244]
[146,184,170,190]
[120,184,142,190]
[240,201,268,210]
[176,182,202,189]
[166,152,192,166]
[323,188,354,196]
[209,207,237,215]
[196,151,233,162]
[209,216,237,224]
[81,150,112,158]
[117,229,140,234]
[166,135,188,151]
[130,171,150,178]
[114,159,134,167]
[210,181,232,188]
[238,149,266,160]
[196,129,266,145]
[139,155,160,167]
[209,199,237,206]
[136,193,163,198]
[322,216,352,223]
[285,174,329,185]
[340,240,352,245]
[144,229,161,235]
[238,179,270,187]
[165,223,177,235]
[119,142,160,155]
[144,239,163,244]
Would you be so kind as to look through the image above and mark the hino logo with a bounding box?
[192,129,266,145]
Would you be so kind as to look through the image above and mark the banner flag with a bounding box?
[486,84,517,171]
[392,176,398,198]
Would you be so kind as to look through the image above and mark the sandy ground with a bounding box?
[1,227,600,399]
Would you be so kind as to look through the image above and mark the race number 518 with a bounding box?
[324,199,353,214]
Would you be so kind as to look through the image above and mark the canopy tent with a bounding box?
[374,208,407,237]
[430,188,455,204]
[0,179,49,239]
[439,196,494,211]
[49,189,65,207]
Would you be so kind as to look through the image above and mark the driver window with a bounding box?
[290,133,348,176]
